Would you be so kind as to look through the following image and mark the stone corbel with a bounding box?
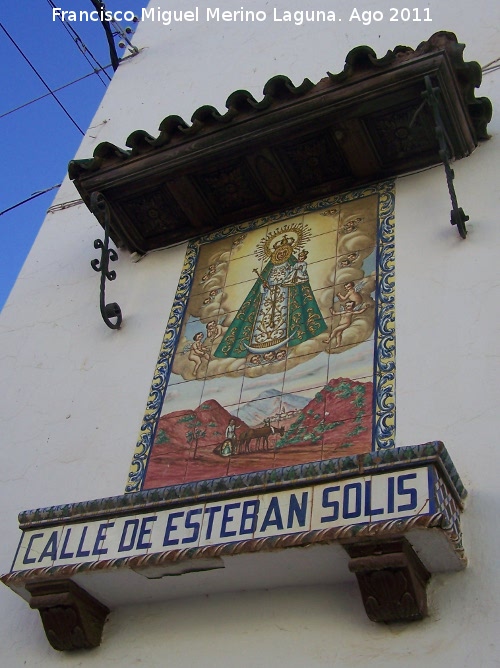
[26,579,109,651]
[345,538,431,623]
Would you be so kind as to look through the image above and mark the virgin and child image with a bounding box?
[214,226,327,359]
[136,189,395,491]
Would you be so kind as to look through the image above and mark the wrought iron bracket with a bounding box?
[90,192,123,329]
[422,75,469,238]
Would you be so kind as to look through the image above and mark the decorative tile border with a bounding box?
[125,181,396,494]
[4,444,467,591]
[3,513,464,592]
[17,442,465,530]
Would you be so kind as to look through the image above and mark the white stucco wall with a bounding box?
[1,0,499,664]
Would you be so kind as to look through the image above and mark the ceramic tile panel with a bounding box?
[150,505,205,552]
[12,521,115,571]
[57,520,117,567]
[310,467,432,530]
[254,488,313,539]
[310,476,370,530]
[11,458,467,585]
[365,468,432,523]
[184,452,232,484]
[100,514,146,561]
[431,466,462,547]
[327,338,375,383]
[281,354,330,396]
[199,374,244,413]
[12,526,64,571]
[201,496,260,546]
[127,183,395,493]
[160,378,205,412]
[240,368,286,405]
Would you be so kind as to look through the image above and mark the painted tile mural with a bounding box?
[126,182,395,493]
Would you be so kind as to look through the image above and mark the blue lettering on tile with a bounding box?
[321,486,340,523]
[260,497,284,532]
[93,521,114,556]
[137,516,156,549]
[76,526,91,558]
[397,473,418,511]
[204,506,222,540]
[59,529,74,559]
[343,482,362,519]
[239,500,259,535]
[22,533,44,565]
[163,512,184,546]
[182,508,202,544]
[38,531,58,562]
[220,503,240,538]
[119,519,139,552]
[287,491,308,528]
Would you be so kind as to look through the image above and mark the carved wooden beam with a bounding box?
[26,579,109,651]
[69,34,491,255]
[345,539,430,623]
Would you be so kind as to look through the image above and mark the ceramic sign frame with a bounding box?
[126,181,395,494]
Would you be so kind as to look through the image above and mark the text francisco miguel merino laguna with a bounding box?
[52,6,426,26]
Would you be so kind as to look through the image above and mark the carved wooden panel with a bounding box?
[69,34,491,254]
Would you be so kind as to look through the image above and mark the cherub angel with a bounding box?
[336,280,367,307]
[206,318,225,341]
[201,264,217,283]
[338,252,359,268]
[181,317,226,375]
[324,300,370,348]
[203,288,221,305]
[187,331,210,375]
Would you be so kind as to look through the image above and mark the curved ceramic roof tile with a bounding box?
[125,129,157,153]
[327,45,402,83]
[225,89,261,112]
[154,115,190,147]
[68,32,492,181]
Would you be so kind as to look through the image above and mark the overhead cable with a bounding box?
[0,184,62,218]
[0,66,113,120]
[0,22,85,135]
[46,0,111,84]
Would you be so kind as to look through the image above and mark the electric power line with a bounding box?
[46,0,111,85]
[0,9,141,219]
[0,184,62,217]
[0,64,113,120]
[0,21,85,135]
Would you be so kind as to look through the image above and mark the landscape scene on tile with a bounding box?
[142,189,394,490]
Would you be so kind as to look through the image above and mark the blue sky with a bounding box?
[0,1,148,311]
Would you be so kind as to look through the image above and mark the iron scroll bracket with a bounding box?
[421,75,469,239]
[90,192,123,329]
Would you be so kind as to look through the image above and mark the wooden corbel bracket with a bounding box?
[345,538,431,623]
[26,579,109,651]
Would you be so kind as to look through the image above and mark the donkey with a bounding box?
[239,424,285,452]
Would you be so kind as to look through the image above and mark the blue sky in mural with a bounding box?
[0,1,148,311]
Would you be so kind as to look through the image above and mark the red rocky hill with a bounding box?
[276,377,373,449]
[155,399,247,452]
